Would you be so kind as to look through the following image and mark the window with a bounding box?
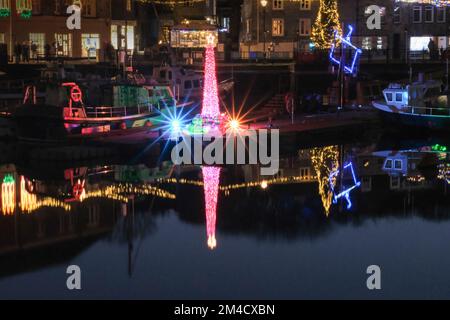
[393,6,401,24]
[395,92,403,102]
[394,159,402,170]
[0,33,5,44]
[384,159,393,169]
[126,0,131,11]
[29,33,45,56]
[300,0,310,10]
[437,6,445,23]
[54,0,60,14]
[413,6,422,23]
[299,19,311,36]
[193,79,200,88]
[111,25,118,49]
[221,17,230,32]
[272,19,284,36]
[299,167,310,178]
[390,176,401,189]
[83,0,96,17]
[424,6,433,23]
[386,92,393,101]
[184,80,192,89]
[55,33,72,56]
[246,19,251,34]
[32,0,41,14]
[81,34,100,58]
[273,0,283,10]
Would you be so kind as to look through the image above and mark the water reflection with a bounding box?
[1,141,450,287]
[202,167,220,250]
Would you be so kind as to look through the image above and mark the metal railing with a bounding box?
[410,106,450,116]
[84,103,153,118]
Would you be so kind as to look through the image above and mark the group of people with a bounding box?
[14,41,38,63]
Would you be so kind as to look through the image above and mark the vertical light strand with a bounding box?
[202,166,221,249]
[201,35,220,118]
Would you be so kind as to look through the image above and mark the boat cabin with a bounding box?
[152,66,203,100]
[383,81,448,112]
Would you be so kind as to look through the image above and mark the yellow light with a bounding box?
[261,181,268,189]
[228,118,241,131]
[260,0,268,7]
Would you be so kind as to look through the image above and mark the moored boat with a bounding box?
[372,78,450,130]
[12,82,195,143]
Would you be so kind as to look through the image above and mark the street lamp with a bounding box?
[260,0,268,60]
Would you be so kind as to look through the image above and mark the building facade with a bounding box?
[240,0,318,59]
[341,0,450,60]
[0,0,137,61]
[239,0,450,61]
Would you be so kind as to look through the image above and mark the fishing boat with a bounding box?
[151,65,234,101]
[12,82,195,143]
[372,77,450,130]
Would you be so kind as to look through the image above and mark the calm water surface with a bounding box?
[1,140,450,299]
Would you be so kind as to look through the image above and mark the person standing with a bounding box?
[22,41,30,63]
[31,41,38,60]
[14,42,22,63]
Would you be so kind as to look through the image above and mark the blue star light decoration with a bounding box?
[329,162,361,210]
[329,25,362,75]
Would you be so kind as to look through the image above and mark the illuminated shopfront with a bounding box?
[170,23,218,48]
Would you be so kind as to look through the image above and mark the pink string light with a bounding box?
[201,36,220,118]
[202,166,221,249]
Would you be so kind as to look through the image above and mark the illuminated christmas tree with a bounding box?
[201,34,220,118]
[311,0,342,49]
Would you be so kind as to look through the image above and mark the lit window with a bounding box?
[299,19,310,36]
[81,33,100,58]
[246,19,251,34]
[273,0,283,10]
[413,6,422,23]
[424,6,433,23]
[300,0,310,10]
[126,0,131,11]
[272,19,284,36]
[55,33,72,57]
[29,33,45,55]
[0,33,4,44]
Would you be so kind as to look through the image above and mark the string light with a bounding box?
[311,0,342,49]
[203,167,220,250]
[311,146,339,216]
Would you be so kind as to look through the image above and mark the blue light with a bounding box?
[329,25,362,75]
[329,162,361,210]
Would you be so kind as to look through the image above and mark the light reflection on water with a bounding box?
[0,141,450,298]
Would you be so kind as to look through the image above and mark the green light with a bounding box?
[432,144,448,152]
[3,174,15,184]
[0,8,10,17]
[20,9,31,19]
